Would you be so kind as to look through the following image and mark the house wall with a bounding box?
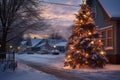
[107,20,120,64]
[94,0,112,27]
[115,21,120,64]
[116,21,120,54]
[92,0,114,53]
[87,0,120,64]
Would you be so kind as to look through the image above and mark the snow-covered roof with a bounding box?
[31,39,42,47]
[55,42,67,47]
[98,0,120,19]
[37,42,46,47]
[21,41,27,45]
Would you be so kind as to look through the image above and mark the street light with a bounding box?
[10,45,13,49]
[53,45,56,48]
[17,46,20,50]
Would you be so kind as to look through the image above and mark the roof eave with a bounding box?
[97,0,112,19]
[110,17,120,20]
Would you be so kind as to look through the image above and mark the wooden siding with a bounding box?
[116,21,120,54]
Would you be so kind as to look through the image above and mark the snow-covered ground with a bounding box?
[17,53,65,68]
[0,61,63,80]
[16,53,120,80]
[16,54,120,71]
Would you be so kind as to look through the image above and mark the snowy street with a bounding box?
[16,54,84,80]
[16,54,120,80]
[0,61,64,80]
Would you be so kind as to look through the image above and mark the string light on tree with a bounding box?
[64,0,108,69]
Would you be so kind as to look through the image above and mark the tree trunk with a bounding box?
[0,29,7,59]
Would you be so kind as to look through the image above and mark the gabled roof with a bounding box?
[98,0,120,19]
[55,42,67,47]
[21,41,27,45]
[30,39,42,47]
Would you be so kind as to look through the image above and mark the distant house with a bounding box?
[55,42,67,52]
[87,0,120,64]
[19,40,28,52]
[29,38,43,51]
[20,38,42,52]
[36,39,67,53]
[38,39,52,50]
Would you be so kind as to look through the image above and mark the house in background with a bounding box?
[37,39,52,51]
[55,42,67,52]
[19,40,28,52]
[87,0,120,64]
[19,38,42,53]
[37,39,67,53]
[28,38,43,52]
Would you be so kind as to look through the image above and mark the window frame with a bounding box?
[99,25,113,50]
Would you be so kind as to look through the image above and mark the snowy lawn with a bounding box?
[0,61,63,80]
[16,53,120,80]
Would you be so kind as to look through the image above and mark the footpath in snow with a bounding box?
[0,61,64,80]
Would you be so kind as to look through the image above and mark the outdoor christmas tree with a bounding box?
[64,0,108,69]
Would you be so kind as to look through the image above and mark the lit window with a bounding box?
[100,26,113,50]
[107,29,113,47]
[101,31,106,46]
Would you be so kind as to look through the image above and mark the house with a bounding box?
[20,38,42,52]
[87,0,120,64]
[37,39,52,51]
[36,39,67,53]
[19,40,28,52]
[55,42,67,52]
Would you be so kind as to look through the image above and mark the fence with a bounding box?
[0,52,17,71]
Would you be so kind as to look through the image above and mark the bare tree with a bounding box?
[0,0,47,59]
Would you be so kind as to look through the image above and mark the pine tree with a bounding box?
[64,0,108,69]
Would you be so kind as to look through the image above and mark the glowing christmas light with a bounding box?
[88,32,92,35]
[86,12,90,16]
[90,41,94,44]
[83,15,87,18]
[70,45,74,50]
[85,61,88,64]
[68,55,71,58]
[100,51,104,55]
[88,18,93,22]
[64,0,107,69]
[85,54,89,57]
[98,40,102,42]
[80,20,83,23]
[64,59,67,62]
[77,50,80,53]
[82,0,86,5]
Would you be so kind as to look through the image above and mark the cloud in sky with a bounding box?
[28,0,83,39]
[42,0,82,29]
[25,0,84,39]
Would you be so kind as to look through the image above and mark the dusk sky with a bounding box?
[42,0,82,31]
[27,0,83,38]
